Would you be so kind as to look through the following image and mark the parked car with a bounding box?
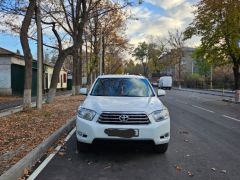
[76,75,170,153]
[151,82,158,87]
[158,76,173,90]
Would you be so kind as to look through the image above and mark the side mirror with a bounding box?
[157,89,166,96]
[80,88,88,95]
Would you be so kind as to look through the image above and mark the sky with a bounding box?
[0,0,200,58]
[125,0,200,46]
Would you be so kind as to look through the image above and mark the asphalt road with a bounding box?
[35,89,240,180]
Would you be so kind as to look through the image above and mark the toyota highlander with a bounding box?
[76,75,170,153]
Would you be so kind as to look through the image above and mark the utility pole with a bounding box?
[99,30,103,75]
[36,0,43,109]
[210,65,213,89]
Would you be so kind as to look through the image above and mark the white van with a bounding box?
[158,76,172,90]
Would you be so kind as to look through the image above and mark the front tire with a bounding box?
[153,143,168,153]
[77,141,90,152]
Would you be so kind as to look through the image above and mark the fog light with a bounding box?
[164,133,169,137]
[77,131,83,136]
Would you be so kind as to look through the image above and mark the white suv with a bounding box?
[76,75,170,153]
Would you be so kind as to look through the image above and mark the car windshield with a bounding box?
[90,78,154,97]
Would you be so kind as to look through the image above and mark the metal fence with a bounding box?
[173,80,235,90]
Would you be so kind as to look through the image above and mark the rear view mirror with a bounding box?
[80,88,88,95]
[157,89,166,96]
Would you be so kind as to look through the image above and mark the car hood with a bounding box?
[81,96,164,115]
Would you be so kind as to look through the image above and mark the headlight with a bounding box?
[150,108,169,122]
[77,107,96,121]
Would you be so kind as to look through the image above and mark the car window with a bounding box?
[90,78,154,97]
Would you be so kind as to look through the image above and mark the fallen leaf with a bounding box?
[58,152,65,156]
[104,166,111,170]
[186,154,190,157]
[23,168,29,175]
[184,139,189,142]
[211,168,216,171]
[220,170,227,174]
[175,165,182,171]
[187,171,194,177]
[17,177,25,180]
[179,131,189,134]
[88,161,93,165]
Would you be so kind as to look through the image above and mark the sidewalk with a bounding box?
[173,87,235,98]
[0,90,72,112]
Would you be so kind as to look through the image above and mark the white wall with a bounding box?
[0,57,12,95]
[45,66,67,89]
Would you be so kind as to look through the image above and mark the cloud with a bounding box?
[125,1,199,48]
[145,0,186,10]
[167,2,196,21]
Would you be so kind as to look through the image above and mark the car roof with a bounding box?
[98,74,146,79]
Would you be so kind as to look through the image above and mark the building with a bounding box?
[0,47,68,96]
[159,47,197,81]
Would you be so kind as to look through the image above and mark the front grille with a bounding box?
[98,112,150,124]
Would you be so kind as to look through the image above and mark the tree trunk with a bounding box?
[47,47,73,103]
[178,58,182,89]
[142,60,146,76]
[233,63,240,90]
[85,37,89,85]
[20,0,36,110]
[233,63,240,102]
[102,36,105,74]
[78,46,82,87]
[72,48,78,95]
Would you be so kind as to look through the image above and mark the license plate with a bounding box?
[104,128,139,138]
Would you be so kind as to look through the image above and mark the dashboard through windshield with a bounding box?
[90,78,154,97]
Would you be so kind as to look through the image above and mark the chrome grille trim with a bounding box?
[98,112,150,124]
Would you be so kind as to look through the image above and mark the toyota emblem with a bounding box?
[119,115,129,122]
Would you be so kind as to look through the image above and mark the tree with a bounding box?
[20,0,36,109]
[167,29,185,88]
[124,60,144,75]
[41,0,100,102]
[184,0,240,96]
[84,0,129,82]
[0,0,40,109]
[192,47,212,87]
[133,42,148,76]
[147,40,166,74]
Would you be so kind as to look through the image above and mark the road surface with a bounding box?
[34,89,240,180]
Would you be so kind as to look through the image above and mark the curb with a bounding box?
[0,102,38,118]
[222,99,240,104]
[0,117,76,180]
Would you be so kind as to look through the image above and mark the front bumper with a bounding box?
[76,114,170,145]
